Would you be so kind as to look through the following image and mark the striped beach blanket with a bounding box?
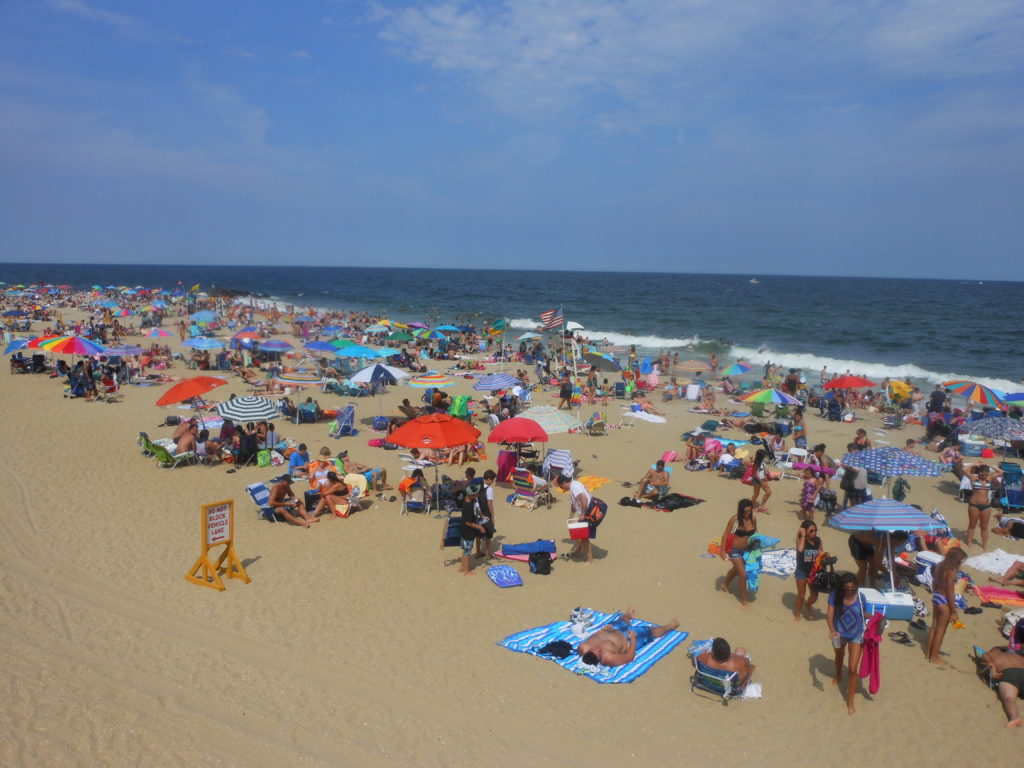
[497,609,688,684]
[972,585,1024,607]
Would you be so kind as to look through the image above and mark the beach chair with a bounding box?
[583,411,607,436]
[245,481,284,522]
[448,394,471,421]
[614,382,626,399]
[689,657,747,704]
[342,473,369,513]
[97,377,122,403]
[137,432,196,469]
[749,402,771,424]
[328,404,359,438]
[400,481,430,516]
[543,448,576,481]
[510,468,553,510]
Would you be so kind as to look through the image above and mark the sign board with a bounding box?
[185,499,250,591]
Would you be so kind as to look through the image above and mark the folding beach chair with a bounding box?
[328,403,359,438]
[689,658,747,705]
[543,448,576,481]
[400,481,430,516]
[584,411,607,436]
[97,377,122,403]
[137,432,196,469]
[245,481,284,523]
[510,468,553,510]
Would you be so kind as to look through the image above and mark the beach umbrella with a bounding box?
[385,332,415,342]
[523,405,580,435]
[408,372,455,388]
[26,334,62,348]
[349,363,409,385]
[2,309,28,317]
[156,376,227,406]
[257,339,294,351]
[514,332,542,341]
[839,447,944,479]
[389,413,481,450]
[720,361,753,376]
[216,395,280,422]
[114,308,134,317]
[675,359,711,372]
[566,321,584,331]
[294,315,317,323]
[274,370,322,387]
[4,338,31,355]
[942,380,1005,406]
[639,356,653,375]
[830,499,946,591]
[888,381,912,401]
[234,331,262,341]
[304,340,337,353]
[321,325,344,334]
[331,338,357,349]
[190,310,217,323]
[407,322,429,329]
[104,344,146,356]
[433,325,462,332]
[33,335,108,356]
[742,388,801,406]
[146,328,172,338]
[959,417,1024,442]
[413,329,446,340]
[582,352,621,372]
[336,344,386,359]
[1004,393,1024,403]
[824,375,877,390]
[182,337,225,350]
[487,417,549,444]
[364,324,389,333]
[473,373,520,392]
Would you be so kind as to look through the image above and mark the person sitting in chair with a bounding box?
[268,475,318,528]
[634,460,670,500]
[337,450,391,492]
[576,606,679,667]
[697,637,755,689]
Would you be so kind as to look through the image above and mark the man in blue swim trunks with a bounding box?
[576,606,679,667]
[337,450,390,493]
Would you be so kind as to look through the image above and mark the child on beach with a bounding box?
[799,468,820,522]
[926,547,967,665]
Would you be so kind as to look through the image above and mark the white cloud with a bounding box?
[290,50,312,59]
[46,0,140,33]
[223,45,256,59]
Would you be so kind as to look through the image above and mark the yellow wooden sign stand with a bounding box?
[185,500,250,591]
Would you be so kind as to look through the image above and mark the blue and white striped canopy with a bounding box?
[840,447,943,478]
[829,499,945,532]
[473,373,520,391]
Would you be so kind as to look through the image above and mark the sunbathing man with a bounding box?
[337,450,391,492]
[576,606,679,667]
[632,393,664,416]
[697,638,756,689]
[634,460,670,501]
[268,476,318,527]
[989,558,1024,588]
[979,646,1024,727]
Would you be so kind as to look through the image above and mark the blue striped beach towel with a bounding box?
[497,609,688,684]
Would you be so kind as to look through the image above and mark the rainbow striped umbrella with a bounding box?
[742,388,801,406]
[941,380,1004,406]
[408,372,455,388]
[720,361,752,376]
[31,335,108,356]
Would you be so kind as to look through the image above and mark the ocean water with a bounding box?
[2,263,1022,391]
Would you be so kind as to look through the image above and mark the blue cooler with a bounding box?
[775,420,792,436]
[859,588,914,621]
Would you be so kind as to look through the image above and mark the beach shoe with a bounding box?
[888,631,913,646]
[964,606,983,615]
[909,619,927,631]
[980,601,1000,608]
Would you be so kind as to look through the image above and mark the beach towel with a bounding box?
[743,535,780,593]
[576,475,611,492]
[487,565,523,588]
[972,585,1024,607]
[761,548,797,579]
[859,613,883,694]
[498,609,688,684]
[629,411,667,424]
[964,549,1024,576]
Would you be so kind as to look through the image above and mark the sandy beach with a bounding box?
[2,303,1023,767]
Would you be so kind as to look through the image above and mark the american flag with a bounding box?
[539,306,564,330]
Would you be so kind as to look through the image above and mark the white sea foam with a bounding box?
[731,346,1021,393]
[507,317,700,349]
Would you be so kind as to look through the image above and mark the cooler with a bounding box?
[914,551,943,575]
[859,588,915,621]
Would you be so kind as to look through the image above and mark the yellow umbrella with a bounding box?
[888,381,911,399]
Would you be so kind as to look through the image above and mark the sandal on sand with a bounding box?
[888,631,913,646]
[964,606,983,615]
[910,619,927,631]
[980,601,1000,609]
[621,482,633,488]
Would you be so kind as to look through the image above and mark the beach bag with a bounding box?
[582,497,607,524]
[528,551,552,575]
[811,560,839,593]
[372,416,389,432]
[839,470,854,492]
[816,489,837,514]
[163,415,180,426]
[892,477,910,502]
[661,450,680,463]
[740,465,756,486]
[367,438,385,448]
[257,449,272,468]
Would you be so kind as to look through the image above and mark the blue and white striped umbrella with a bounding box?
[103,344,146,356]
[829,499,945,532]
[257,339,293,351]
[304,340,337,353]
[473,373,520,391]
[839,447,944,478]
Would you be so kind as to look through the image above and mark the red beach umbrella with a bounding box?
[824,376,877,390]
[156,376,227,406]
[388,413,481,449]
[487,417,549,444]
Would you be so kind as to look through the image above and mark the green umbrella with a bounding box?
[386,332,415,342]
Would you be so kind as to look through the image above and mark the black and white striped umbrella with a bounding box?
[216,395,280,422]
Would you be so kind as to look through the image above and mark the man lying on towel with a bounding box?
[577,606,679,667]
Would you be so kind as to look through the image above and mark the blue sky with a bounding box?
[1,0,1021,275]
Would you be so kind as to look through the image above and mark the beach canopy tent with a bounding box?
[349,363,408,386]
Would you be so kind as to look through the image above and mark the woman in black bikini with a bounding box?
[720,499,757,608]
[794,520,824,621]
[966,463,1004,550]
[749,449,773,513]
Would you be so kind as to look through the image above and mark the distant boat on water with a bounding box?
[749,278,760,284]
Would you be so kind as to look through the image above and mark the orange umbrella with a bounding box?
[388,413,481,449]
[156,376,227,406]
[824,375,876,390]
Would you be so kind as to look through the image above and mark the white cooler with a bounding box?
[914,551,943,575]
[859,588,915,621]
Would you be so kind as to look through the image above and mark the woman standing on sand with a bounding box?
[720,499,757,607]
[827,572,865,715]
[926,547,967,664]
[749,449,773,512]
[794,520,823,620]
